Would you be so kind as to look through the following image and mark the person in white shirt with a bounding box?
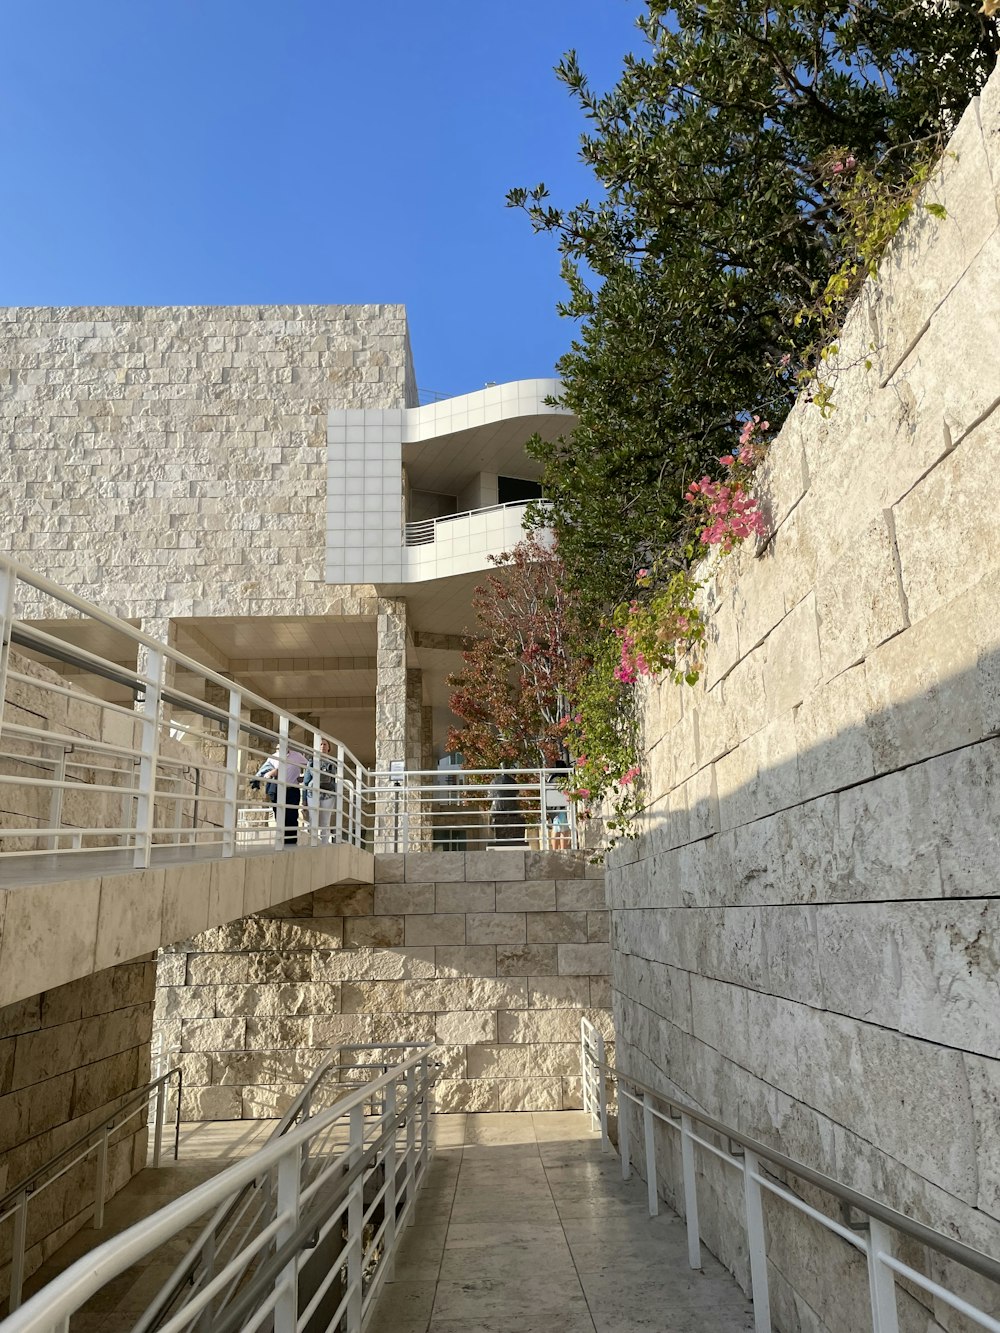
[255,742,308,845]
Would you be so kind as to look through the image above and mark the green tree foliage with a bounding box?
[511,0,998,620]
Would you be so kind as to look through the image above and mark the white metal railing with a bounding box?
[366,766,580,852]
[581,1027,1000,1333]
[0,554,369,872]
[403,498,543,547]
[1,1045,438,1333]
[0,1066,182,1315]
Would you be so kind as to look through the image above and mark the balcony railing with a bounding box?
[403,498,545,547]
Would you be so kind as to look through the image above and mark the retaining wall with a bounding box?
[0,960,155,1307]
[607,74,1000,1332]
[155,848,611,1116]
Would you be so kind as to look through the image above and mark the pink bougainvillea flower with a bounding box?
[720,454,735,466]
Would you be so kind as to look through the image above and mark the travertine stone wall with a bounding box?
[0,304,415,620]
[0,961,155,1304]
[608,79,1000,1332]
[155,849,611,1116]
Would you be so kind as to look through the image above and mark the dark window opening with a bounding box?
[497,476,543,505]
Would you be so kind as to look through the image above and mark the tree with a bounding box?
[512,0,998,621]
[447,533,585,769]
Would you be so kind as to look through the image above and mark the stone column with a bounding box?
[375,599,408,850]
[375,599,408,773]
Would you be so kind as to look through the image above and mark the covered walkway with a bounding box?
[371,1111,755,1333]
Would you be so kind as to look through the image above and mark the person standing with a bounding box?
[255,741,308,845]
[304,739,339,844]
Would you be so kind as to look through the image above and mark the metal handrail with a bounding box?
[0,552,370,862]
[403,497,546,546]
[0,1046,437,1333]
[0,1066,182,1315]
[131,1050,343,1333]
[581,1036,1000,1333]
[599,1058,1000,1287]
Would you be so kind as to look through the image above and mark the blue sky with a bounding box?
[1,1,643,398]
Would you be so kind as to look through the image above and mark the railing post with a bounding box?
[680,1113,702,1269]
[274,717,289,850]
[45,746,69,850]
[355,774,364,849]
[383,1080,398,1277]
[9,1188,29,1313]
[418,1054,431,1170]
[152,1076,167,1168]
[539,771,549,849]
[620,1087,632,1180]
[866,1219,901,1333]
[221,688,242,858]
[642,1092,659,1217]
[0,561,15,747]
[133,648,165,869]
[743,1149,772,1333]
[335,744,346,844]
[94,1125,110,1229]
[347,1103,365,1332]
[274,1144,301,1333]
[596,1030,609,1152]
[568,796,579,851]
[405,1064,417,1224]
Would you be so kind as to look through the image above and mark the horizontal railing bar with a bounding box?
[0,1068,181,1213]
[1,1049,435,1332]
[878,1254,1000,1332]
[603,1060,1000,1287]
[751,1168,866,1250]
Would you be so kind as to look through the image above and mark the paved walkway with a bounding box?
[370,1111,755,1333]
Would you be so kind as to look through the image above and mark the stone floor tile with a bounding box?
[367,1278,438,1333]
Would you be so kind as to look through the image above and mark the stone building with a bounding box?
[0,304,573,772]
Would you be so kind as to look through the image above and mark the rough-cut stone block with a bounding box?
[312,884,373,916]
[878,96,1000,376]
[93,871,164,971]
[435,946,497,977]
[435,1078,498,1112]
[863,583,986,776]
[310,1014,376,1046]
[0,879,101,1008]
[180,1017,246,1052]
[343,916,404,948]
[278,917,344,949]
[814,513,908,681]
[466,913,526,945]
[465,849,526,881]
[763,593,822,718]
[404,913,465,946]
[589,977,611,1008]
[246,952,311,984]
[498,1008,612,1044]
[187,954,249,986]
[495,879,556,912]
[312,947,435,982]
[434,882,496,914]
[587,912,610,943]
[794,663,874,803]
[181,1086,243,1121]
[374,853,405,883]
[497,1077,562,1112]
[374,883,435,915]
[528,976,593,1009]
[404,851,465,882]
[554,880,606,911]
[467,1044,580,1078]
[525,912,588,944]
[525,850,591,880]
[557,943,611,976]
[436,1011,498,1044]
[497,945,558,977]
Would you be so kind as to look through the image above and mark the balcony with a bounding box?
[401,499,547,581]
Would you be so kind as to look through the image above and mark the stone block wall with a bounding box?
[607,76,1000,1332]
[0,304,416,623]
[155,848,611,1116]
[0,960,155,1305]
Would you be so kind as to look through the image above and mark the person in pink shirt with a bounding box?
[255,741,308,845]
